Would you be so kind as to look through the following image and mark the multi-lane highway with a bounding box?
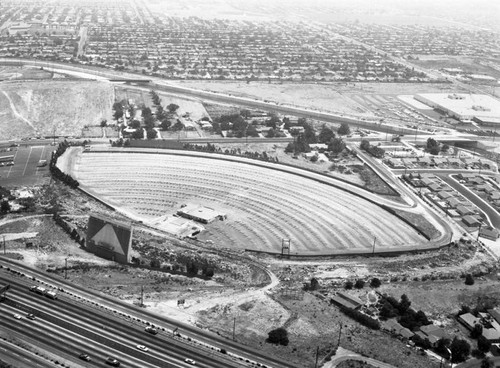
[0,259,296,368]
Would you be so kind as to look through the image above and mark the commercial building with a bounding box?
[415,93,500,123]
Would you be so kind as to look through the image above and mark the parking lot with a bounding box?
[0,144,55,187]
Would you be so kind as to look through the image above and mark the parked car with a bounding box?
[144,326,158,335]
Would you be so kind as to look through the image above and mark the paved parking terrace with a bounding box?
[0,144,54,187]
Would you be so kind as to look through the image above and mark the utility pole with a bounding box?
[314,346,319,368]
[337,323,342,349]
[3,235,5,255]
[140,285,144,307]
[232,317,236,341]
[372,237,377,255]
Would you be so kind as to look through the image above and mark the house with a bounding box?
[420,324,450,341]
[384,320,414,340]
[456,205,475,216]
[490,192,500,201]
[330,291,363,310]
[458,313,481,330]
[437,191,453,200]
[428,183,442,192]
[479,227,500,241]
[447,198,462,208]
[462,215,481,228]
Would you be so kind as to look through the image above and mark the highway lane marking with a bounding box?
[23,146,33,176]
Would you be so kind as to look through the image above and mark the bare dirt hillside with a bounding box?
[0,80,114,139]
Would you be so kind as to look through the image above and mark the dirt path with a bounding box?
[324,347,398,368]
[1,90,35,131]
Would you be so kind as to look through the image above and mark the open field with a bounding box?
[0,80,114,140]
[173,81,465,122]
[68,150,426,255]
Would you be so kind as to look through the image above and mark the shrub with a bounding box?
[465,274,475,285]
[340,307,380,330]
[370,278,381,288]
[266,328,289,346]
[344,281,353,290]
[354,279,365,289]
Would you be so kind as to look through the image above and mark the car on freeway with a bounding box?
[136,344,149,352]
[105,357,120,366]
[185,358,196,365]
[13,314,22,320]
[26,313,36,320]
[144,326,158,335]
[78,353,91,361]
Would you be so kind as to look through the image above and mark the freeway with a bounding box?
[0,339,53,368]
[0,258,297,368]
[0,272,245,368]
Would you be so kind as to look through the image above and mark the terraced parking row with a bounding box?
[71,152,425,254]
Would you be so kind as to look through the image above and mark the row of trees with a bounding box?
[285,122,350,155]
[360,139,385,158]
[49,141,79,188]
[378,293,431,331]
[183,143,280,163]
[148,258,215,278]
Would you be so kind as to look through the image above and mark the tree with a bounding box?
[112,102,123,121]
[328,137,346,154]
[399,294,411,314]
[267,128,276,138]
[167,103,179,113]
[436,338,451,359]
[370,278,381,288]
[266,327,289,346]
[100,119,107,127]
[146,129,157,139]
[380,301,398,319]
[360,139,370,151]
[354,279,365,289]
[477,335,491,353]
[0,200,11,214]
[150,259,161,268]
[471,323,483,339]
[426,138,440,155]
[344,280,353,289]
[318,125,335,143]
[481,357,494,368]
[309,278,320,291]
[172,121,184,131]
[338,123,351,136]
[465,274,475,285]
[160,119,171,131]
[450,337,471,363]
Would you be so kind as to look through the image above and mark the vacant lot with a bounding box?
[0,80,114,139]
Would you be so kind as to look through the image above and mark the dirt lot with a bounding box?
[0,80,114,139]
[174,80,464,118]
